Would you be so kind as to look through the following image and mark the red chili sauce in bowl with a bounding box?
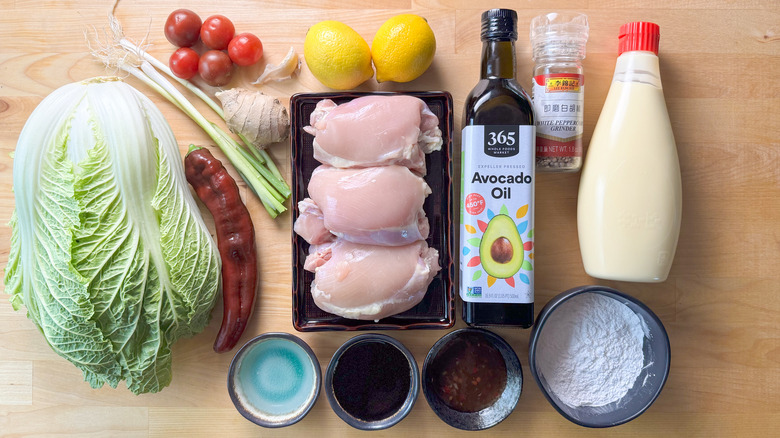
[429,332,508,412]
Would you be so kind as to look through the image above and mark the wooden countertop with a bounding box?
[1,0,778,436]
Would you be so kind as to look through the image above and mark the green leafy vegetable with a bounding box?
[5,77,221,394]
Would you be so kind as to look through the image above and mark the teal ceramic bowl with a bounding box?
[228,333,321,428]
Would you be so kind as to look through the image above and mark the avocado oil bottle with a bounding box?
[460,9,535,328]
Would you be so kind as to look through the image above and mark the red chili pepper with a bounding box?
[184,146,257,353]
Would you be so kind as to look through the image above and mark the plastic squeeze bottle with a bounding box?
[577,22,682,282]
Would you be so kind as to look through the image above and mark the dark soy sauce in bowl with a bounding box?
[326,334,419,430]
[332,341,411,421]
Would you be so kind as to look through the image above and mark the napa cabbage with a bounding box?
[4,77,221,394]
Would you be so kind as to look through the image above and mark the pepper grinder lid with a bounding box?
[618,22,660,56]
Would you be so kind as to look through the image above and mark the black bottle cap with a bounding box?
[481,9,518,41]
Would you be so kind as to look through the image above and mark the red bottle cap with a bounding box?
[618,22,660,55]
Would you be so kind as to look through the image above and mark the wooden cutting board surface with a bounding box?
[1,0,779,436]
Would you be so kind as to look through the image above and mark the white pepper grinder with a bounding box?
[577,22,682,282]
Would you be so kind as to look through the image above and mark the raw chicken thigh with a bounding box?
[304,239,441,320]
[304,165,431,246]
[293,198,334,245]
[303,95,443,174]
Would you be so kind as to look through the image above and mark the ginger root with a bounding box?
[216,88,289,150]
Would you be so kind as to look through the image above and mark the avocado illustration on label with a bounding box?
[479,214,524,279]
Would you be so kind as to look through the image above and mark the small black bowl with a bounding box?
[422,328,522,430]
[325,334,419,430]
[528,285,671,428]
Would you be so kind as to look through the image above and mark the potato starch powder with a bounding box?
[536,293,646,407]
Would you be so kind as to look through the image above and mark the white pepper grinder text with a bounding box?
[577,22,682,282]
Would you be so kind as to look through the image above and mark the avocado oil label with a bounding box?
[460,125,535,304]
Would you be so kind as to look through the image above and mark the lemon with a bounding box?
[304,21,374,90]
[372,14,436,83]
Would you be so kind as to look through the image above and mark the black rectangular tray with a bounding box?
[290,91,454,331]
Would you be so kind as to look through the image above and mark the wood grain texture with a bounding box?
[1,0,779,436]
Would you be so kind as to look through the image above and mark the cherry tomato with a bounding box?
[169,47,199,79]
[164,9,202,47]
[228,33,264,66]
[199,50,234,86]
[200,15,235,50]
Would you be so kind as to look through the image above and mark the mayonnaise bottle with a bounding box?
[577,22,682,282]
